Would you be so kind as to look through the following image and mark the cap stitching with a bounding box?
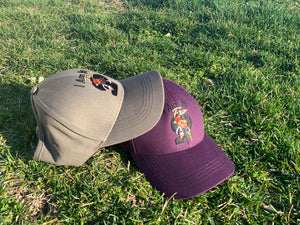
[31,94,44,161]
[37,69,82,89]
[140,152,230,186]
[33,95,102,142]
[112,73,150,127]
[101,77,125,146]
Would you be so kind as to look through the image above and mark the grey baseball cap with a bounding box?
[31,69,164,166]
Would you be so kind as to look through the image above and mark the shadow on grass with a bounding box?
[0,81,142,222]
[0,81,134,165]
[0,82,36,161]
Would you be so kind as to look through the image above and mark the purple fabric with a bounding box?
[120,78,234,199]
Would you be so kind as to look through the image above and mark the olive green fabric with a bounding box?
[31,69,164,166]
[104,70,164,146]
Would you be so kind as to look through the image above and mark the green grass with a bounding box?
[0,0,299,224]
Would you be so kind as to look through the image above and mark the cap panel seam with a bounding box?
[31,94,44,161]
[33,95,102,142]
[131,139,138,154]
[163,82,181,152]
[37,69,82,89]
[100,80,125,146]
[34,124,46,161]
[164,80,203,152]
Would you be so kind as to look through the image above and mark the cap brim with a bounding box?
[130,132,234,200]
[103,70,164,146]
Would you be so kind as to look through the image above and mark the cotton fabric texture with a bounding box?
[31,69,164,166]
[120,78,235,200]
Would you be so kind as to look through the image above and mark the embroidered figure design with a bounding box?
[77,72,118,96]
[171,106,192,145]
[90,74,118,96]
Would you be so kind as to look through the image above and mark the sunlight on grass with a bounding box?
[0,0,299,224]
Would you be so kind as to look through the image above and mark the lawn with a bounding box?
[0,0,299,224]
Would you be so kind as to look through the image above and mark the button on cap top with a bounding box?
[31,86,38,94]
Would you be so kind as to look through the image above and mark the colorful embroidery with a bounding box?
[171,106,192,145]
[77,72,118,96]
[90,74,118,96]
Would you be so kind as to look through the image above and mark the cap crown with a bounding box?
[32,69,124,142]
[131,78,205,155]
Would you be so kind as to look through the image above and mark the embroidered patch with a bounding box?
[77,72,118,96]
[171,106,192,145]
[90,74,118,96]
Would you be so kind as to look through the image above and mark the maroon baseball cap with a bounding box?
[120,78,234,200]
